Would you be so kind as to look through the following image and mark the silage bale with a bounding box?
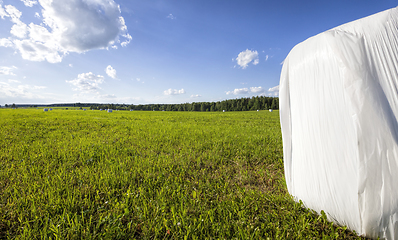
[280,6,398,239]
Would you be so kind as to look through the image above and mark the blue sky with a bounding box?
[0,0,396,105]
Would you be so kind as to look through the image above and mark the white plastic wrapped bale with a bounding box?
[280,7,398,239]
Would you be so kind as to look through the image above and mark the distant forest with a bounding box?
[5,96,279,112]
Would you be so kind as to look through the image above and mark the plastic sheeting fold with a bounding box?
[280,6,398,239]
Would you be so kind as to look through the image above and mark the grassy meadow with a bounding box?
[0,109,363,239]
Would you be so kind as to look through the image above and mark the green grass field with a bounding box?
[0,109,363,239]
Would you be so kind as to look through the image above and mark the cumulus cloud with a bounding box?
[0,66,17,75]
[8,79,21,83]
[268,85,279,92]
[164,88,185,95]
[105,65,117,79]
[226,88,249,95]
[190,94,201,98]
[121,33,132,47]
[66,72,104,93]
[10,22,28,38]
[267,85,279,97]
[0,81,47,99]
[235,49,259,69]
[0,38,13,47]
[21,0,38,7]
[226,86,267,95]
[100,94,117,99]
[0,5,7,19]
[12,38,63,63]
[5,5,22,20]
[61,70,137,102]
[0,0,131,63]
[250,86,265,93]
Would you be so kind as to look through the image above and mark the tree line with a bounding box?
[3,96,279,112]
[89,96,279,112]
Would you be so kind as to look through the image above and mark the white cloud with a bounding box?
[34,12,40,18]
[0,38,14,47]
[164,88,185,95]
[100,94,117,99]
[250,86,265,93]
[69,64,73,67]
[121,33,132,47]
[39,0,130,52]
[167,14,176,20]
[8,79,20,83]
[0,81,47,99]
[190,94,201,98]
[105,65,117,79]
[13,39,63,63]
[66,72,104,93]
[10,22,28,38]
[226,86,267,95]
[265,55,269,61]
[268,85,279,97]
[268,85,279,92]
[236,49,259,69]
[0,1,132,63]
[5,5,22,21]
[32,85,46,90]
[0,66,17,75]
[0,5,8,19]
[226,88,249,95]
[21,0,38,7]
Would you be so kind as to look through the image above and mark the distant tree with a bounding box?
[11,103,16,108]
[253,97,260,110]
[192,103,199,111]
[271,98,277,109]
[236,100,242,111]
[200,103,206,112]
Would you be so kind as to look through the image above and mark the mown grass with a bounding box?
[0,109,364,239]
